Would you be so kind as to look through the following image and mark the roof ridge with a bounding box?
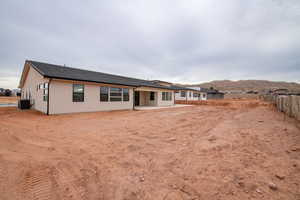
[27,60,157,84]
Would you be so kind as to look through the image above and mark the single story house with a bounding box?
[200,88,224,99]
[173,86,207,101]
[19,60,176,115]
[150,81,207,101]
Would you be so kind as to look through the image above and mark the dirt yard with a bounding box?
[0,100,299,200]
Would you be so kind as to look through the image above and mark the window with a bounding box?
[203,94,206,98]
[193,93,199,97]
[189,91,192,97]
[150,92,155,101]
[100,87,109,101]
[41,82,49,102]
[162,92,166,101]
[110,87,122,101]
[43,89,48,101]
[180,91,186,97]
[168,92,172,100]
[162,92,172,101]
[123,88,129,101]
[73,84,84,102]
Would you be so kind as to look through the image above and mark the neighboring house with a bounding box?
[271,88,289,95]
[0,88,4,96]
[151,81,207,101]
[185,86,208,100]
[200,88,224,99]
[11,89,21,96]
[19,60,175,115]
[173,86,207,101]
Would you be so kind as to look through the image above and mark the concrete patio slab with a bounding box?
[134,104,193,110]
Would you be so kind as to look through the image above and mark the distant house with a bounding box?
[199,88,224,99]
[175,86,207,101]
[0,88,4,96]
[151,81,207,101]
[19,60,177,115]
[272,88,289,95]
[11,89,21,96]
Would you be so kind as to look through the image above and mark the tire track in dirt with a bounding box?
[54,162,87,200]
[22,169,56,200]
[0,161,6,194]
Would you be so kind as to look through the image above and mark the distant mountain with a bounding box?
[183,80,300,92]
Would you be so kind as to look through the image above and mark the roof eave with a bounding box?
[44,75,138,88]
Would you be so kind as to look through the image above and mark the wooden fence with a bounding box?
[260,95,300,121]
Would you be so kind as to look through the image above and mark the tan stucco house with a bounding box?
[151,80,207,101]
[19,60,176,114]
[174,88,207,101]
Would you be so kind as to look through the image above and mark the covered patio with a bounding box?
[133,86,175,108]
[134,90,158,107]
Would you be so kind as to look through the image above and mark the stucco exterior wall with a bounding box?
[21,66,48,113]
[49,80,134,114]
[157,91,174,106]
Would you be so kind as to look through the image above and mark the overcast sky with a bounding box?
[0,0,300,89]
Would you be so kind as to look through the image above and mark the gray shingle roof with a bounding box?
[168,85,199,91]
[27,60,175,90]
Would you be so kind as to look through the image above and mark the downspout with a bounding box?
[174,91,175,105]
[133,88,135,110]
[47,78,52,115]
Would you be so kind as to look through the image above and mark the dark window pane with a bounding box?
[110,97,122,101]
[110,93,122,96]
[162,92,166,100]
[110,87,122,101]
[100,94,109,101]
[100,87,109,93]
[73,93,84,102]
[181,91,186,97]
[73,84,84,93]
[110,87,122,92]
[150,92,155,101]
[100,87,109,101]
[73,84,84,102]
[123,88,129,101]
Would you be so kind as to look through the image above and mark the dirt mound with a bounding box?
[176,99,270,109]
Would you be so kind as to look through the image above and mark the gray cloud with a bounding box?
[0,0,299,88]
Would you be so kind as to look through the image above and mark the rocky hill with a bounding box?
[184,80,300,92]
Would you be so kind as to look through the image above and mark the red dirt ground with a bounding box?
[0,100,299,200]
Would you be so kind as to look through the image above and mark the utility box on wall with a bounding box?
[18,100,31,109]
